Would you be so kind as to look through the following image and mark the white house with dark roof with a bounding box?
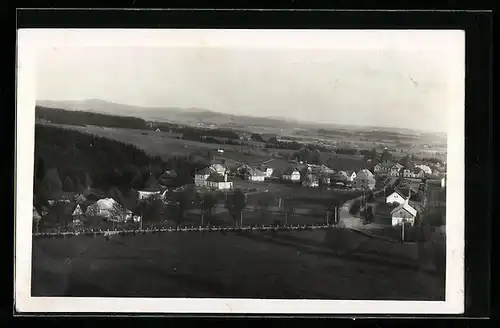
[282,168,301,182]
[206,172,233,190]
[386,189,408,205]
[391,201,418,226]
[246,168,266,182]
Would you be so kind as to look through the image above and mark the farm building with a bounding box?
[155,128,161,132]
[386,189,408,205]
[206,173,233,190]
[391,201,418,226]
[85,198,133,222]
[282,167,301,182]
[353,169,376,190]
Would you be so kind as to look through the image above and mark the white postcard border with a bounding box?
[15,29,465,314]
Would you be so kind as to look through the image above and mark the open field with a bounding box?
[43,123,280,166]
[39,123,374,173]
[32,228,445,300]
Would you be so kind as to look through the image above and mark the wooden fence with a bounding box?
[32,223,345,239]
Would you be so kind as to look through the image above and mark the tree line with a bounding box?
[33,125,209,202]
[35,106,147,130]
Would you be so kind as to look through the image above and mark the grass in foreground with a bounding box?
[32,229,445,300]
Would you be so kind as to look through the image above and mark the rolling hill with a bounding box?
[36,99,298,130]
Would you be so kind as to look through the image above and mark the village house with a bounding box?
[386,189,408,206]
[373,161,394,175]
[389,163,404,177]
[258,165,274,178]
[209,163,228,176]
[353,169,376,190]
[245,168,267,182]
[415,164,432,176]
[194,167,212,187]
[390,201,418,226]
[206,172,233,190]
[85,198,133,222]
[71,204,85,228]
[413,168,425,179]
[282,168,301,182]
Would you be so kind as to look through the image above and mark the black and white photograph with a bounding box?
[15,29,464,314]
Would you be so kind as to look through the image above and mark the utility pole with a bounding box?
[401,219,406,243]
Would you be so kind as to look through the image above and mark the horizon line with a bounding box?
[36,98,448,135]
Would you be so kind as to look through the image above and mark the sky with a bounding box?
[33,30,464,133]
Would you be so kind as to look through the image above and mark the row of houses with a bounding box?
[373,161,445,179]
[282,165,376,190]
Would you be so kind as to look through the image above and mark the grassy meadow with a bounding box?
[32,228,445,300]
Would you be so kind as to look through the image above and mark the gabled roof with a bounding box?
[72,204,83,216]
[249,168,267,177]
[210,164,227,172]
[391,201,417,217]
[388,188,406,199]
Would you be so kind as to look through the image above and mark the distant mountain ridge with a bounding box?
[36,99,444,138]
[36,99,298,130]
